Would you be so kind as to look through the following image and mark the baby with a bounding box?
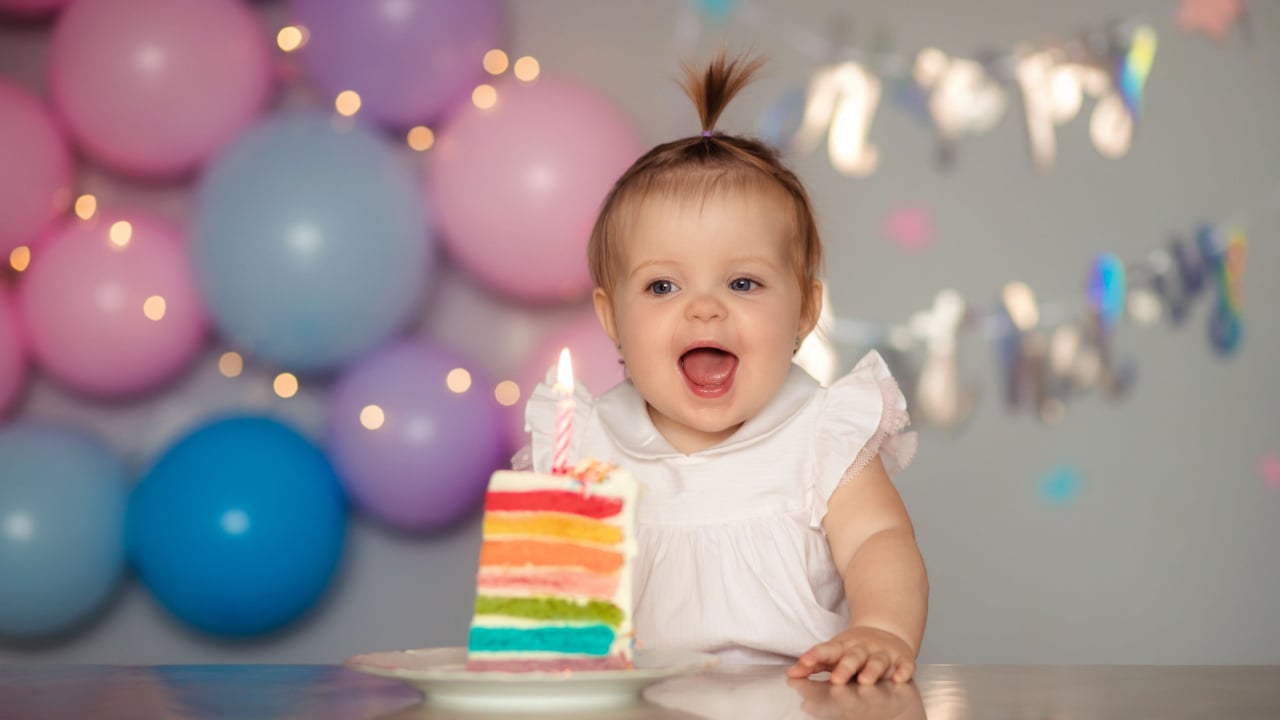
[525,52,928,685]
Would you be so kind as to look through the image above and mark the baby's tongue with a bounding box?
[680,348,737,388]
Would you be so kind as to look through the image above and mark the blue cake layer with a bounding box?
[467,624,616,655]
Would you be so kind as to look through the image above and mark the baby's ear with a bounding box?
[592,288,619,346]
[800,280,824,336]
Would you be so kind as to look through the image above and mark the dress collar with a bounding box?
[594,363,820,460]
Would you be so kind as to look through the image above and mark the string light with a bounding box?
[483,49,509,75]
[360,404,385,430]
[108,221,132,248]
[218,351,243,378]
[407,126,435,151]
[494,380,521,407]
[335,90,361,117]
[273,372,299,398]
[446,368,472,394]
[8,246,30,272]
[74,194,97,220]
[513,56,540,82]
[142,295,166,321]
[277,25,306,52]
[472,84,498,109]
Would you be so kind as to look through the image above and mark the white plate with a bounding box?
[345,646,718,712]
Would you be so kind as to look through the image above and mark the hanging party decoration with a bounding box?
[1038,462,1082,506]
[676,0,1232,175]
[882,205,935,254]
[1176,0,1248,41]
[830,217,1250,428]
[47,0,271,179]
[193,111,434,372]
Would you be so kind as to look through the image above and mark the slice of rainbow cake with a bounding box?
[466,459,639,672]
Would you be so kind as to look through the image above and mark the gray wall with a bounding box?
[2,0,1278,665]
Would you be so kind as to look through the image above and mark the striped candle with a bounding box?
[553,348,573,471]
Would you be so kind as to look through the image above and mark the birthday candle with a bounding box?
[552,348,574,472]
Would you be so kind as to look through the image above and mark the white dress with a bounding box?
[522,351,916,664]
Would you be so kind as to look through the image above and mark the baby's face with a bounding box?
[593,192,817,454]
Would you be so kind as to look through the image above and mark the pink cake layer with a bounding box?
[465,656,631,673]
[476,568,620,599]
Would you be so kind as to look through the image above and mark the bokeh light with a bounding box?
[108,221,132,248]
[407,126,435,151]
[218,352,243,378]
[483,49,509,75]
[359,404,385,430]
[74,194,97,220]
[142,295,167,321]
[8,246,30,273]
[494,380,521,407]
[472,84,497,109]
[335,90,362,117]
[513,55,540,82]
[273,372,298,398]
[446,368,472,394]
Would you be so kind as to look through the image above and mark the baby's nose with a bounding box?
[685,292,727,321]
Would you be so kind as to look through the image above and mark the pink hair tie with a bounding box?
[700,130,714,137]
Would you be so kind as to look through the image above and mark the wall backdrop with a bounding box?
[1,0,1277,664]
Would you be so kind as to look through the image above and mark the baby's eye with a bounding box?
[647,280,678,295]
[729,278,758,292]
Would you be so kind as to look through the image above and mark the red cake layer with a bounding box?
[484,490,623,518]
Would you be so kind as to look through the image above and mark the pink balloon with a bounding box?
[429,76,642,302]
[19,211,208,398]
[0,287,27,416]
[48,0,271,179]
[0,0,69,17]
[505,308,625,450]
[0,78,73,256]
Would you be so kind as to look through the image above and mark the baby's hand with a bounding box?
[786,626,916,685]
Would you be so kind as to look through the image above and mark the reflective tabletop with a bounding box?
[2,663,1279,719]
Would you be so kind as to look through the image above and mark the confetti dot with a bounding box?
[882,206,934,253]
[1260,454,1280,491]
[1039,463,1081,505]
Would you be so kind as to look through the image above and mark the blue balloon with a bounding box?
[0,423,128,639]
[193,111,433,371]
[129,416,347,637]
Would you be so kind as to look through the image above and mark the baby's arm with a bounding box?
[786,456,929,685]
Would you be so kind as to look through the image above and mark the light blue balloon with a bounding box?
[0,423,128,639]
[193,112,433,371]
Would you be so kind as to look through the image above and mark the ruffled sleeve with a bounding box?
[523,364,599,474]
[809,350,917,527]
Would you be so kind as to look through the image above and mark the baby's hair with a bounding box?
[587,49,825,326]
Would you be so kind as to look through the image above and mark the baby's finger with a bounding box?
[890,657,917,683]
[855,651,891,685]
[828,647,869,685]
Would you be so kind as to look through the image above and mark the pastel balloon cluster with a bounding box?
[0,0,645,642]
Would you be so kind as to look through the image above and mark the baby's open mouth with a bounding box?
[679,346,738,396]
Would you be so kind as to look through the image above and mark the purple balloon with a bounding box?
[327,340,507,532]
[0,286,27,417]
[288,0,502,127]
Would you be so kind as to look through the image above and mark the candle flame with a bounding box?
[556,347,574,392]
